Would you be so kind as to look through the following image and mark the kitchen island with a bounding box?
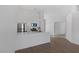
[16,32,50,51]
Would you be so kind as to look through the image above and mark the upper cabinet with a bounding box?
[17,6,44,22]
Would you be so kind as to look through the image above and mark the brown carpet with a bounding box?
[15,37,79,53]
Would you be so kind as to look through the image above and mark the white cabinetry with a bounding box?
[16,32,50,50]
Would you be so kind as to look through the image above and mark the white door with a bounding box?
[54,22,66,37]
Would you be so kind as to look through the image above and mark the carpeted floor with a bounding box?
[15,37,79,53]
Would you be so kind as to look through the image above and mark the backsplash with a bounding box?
[17,21,42,32]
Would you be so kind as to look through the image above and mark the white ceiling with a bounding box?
[18,5,73,16]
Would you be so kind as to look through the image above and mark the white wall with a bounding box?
[66,13,73,41]
[65,5,79,45]
[66,6,79,44]
[0,6,18,52]
[44,5,72,36]
[72,11,79,44]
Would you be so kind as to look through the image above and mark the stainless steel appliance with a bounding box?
[17,23,27,32]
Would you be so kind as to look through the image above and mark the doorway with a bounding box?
[54,21,66,38]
